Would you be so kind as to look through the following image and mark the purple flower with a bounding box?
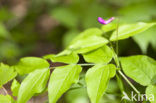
[98,17,115,25]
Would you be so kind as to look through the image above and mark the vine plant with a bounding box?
[0,17,156,103]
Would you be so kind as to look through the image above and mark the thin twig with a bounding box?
[115,18,119,67]
[77,63,96,66]
[49,63,96,69]
[110,18,140,94]
[118,70,140,94]
[2,86,8,95]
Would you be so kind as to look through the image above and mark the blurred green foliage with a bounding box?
[0,0,156,102]
[0,0,156,63]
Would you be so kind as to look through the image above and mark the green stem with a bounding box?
[2,86,8,95]
[109,42,120,67]
[77,63,95,66]
[115,18,119,58]
[111,47,140,94]
[49,63,96,69]
[118,70,140,94]
[48,57,140,94]
[109,31,140,94]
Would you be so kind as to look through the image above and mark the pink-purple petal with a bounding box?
[98,17,115,25]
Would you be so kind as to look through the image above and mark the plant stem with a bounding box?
[108,21,140,94]
[48,59,140,94]
[118,70,140,94]
[78,63,96,66]
[2,86,8,95]
[109,42,120,67]
[115,18,119,58]
[49,63,96,69]
[111,47,140,94]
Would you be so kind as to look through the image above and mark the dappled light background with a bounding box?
[0,0,156,103]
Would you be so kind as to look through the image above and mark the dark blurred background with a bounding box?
[0,0,156,103]
[0,0,156,64]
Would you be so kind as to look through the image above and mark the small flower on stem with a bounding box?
[98,17,115,25]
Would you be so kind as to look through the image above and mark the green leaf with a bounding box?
[101,23,116,32]
[0,63,17,87]
[109,65,117,78]
[44,51,79,64]
[0,95,14,103]
[133,26,156,53]
[83,45,113,64]
[120,55,156,86]
[65,87,88,103]
[110,22,156,41]
[106,80,119,94]
[48,64,82,103]
[11,79,20,96]
[116,74,124,92]
[67,28,108,53]
[69,28,103,43]
[151,75,156,85]
[14,57,50,75]
[68,35,108,54]
[146,85,156,103]
[17,68,50,103]
[85,64,116,103]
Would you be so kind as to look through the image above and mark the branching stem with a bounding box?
[110,18,140,95]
